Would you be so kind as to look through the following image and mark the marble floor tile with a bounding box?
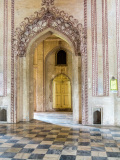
[76,156,92,160]
[61,149,77,155]
[43,154,60,160]
[14,153,31,159]
[0,112,119,159]
[24,144,38,148]
[32,149,48,154]
[28,153,44,159]
[6,148,21,153]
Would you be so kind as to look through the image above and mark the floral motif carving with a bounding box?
[14,7,84,57]
[82,0,88,125]
[42,0,54,7]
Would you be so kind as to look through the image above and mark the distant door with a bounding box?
[53,74,71,109]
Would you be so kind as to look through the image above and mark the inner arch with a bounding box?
[26,28,75,57]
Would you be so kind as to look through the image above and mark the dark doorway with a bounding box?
[57,50,66,65]
[93,109,101,124]
[0,109,7,121]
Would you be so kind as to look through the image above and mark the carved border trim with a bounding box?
[91,0,109,96]
[91,0,98,96]
[11,0,15,123]
[82,0,88,125]
[3,0,8,96]
[0,0,8,97]
[103,0,109,96]
[116,0,120,97]
[102,0,106,95]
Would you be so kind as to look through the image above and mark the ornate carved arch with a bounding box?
[12,2,88,125]
[13,7,85,57]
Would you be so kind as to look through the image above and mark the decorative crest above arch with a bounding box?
[13,3,85,57]
[42,0,54,8]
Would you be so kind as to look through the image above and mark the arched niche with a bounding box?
[0,109,7,121]
[45,46,73,112]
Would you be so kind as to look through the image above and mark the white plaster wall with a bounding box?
[87,0,117,125]
[0,0,4,73]
[113,0,120,125]
[115,99,120,125]
[0,0,12,123]
[0,0,119,125]
[72,55,82,123]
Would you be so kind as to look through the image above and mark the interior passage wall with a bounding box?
[45,42,72,111]
[34,38,72,112]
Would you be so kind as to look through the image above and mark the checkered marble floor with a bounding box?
[0,118,120,159]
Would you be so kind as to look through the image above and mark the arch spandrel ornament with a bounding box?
[13,5,85,57]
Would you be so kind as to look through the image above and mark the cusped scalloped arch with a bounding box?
[14,7,85,57]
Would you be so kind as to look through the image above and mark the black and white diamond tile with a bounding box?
[0,120,119,159]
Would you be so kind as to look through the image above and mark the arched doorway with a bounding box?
[53,74,71,110]
[33,34,74,124]
[12,5,88,125]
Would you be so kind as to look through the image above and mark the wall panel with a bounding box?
[91,0,109,96]
[0,0,8,97]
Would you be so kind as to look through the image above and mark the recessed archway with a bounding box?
[12,6,88,125]
[27,33,81,123]
[44,41,73,113]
